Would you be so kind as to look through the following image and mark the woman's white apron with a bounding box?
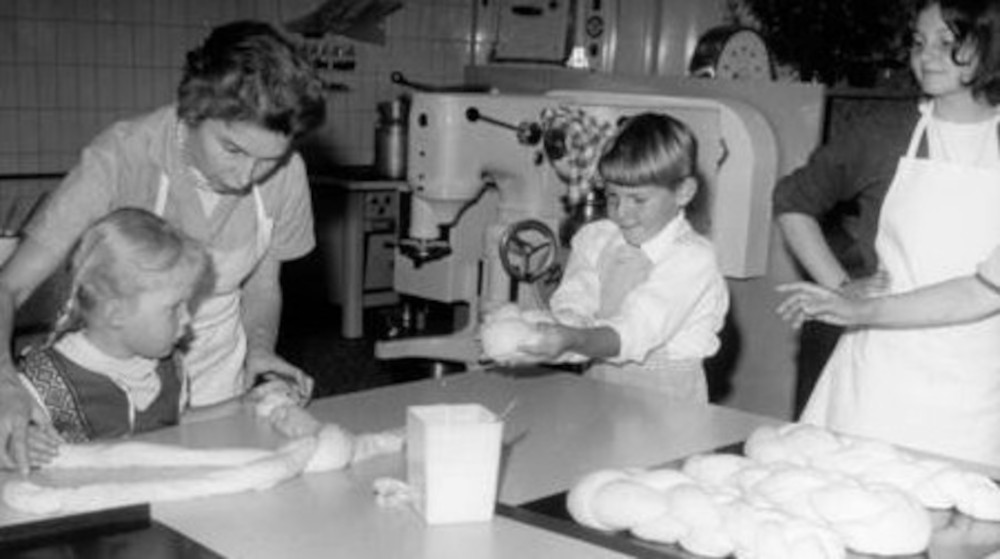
[585,241,707,401]
[155,175,274,406]
[803,107,1000,465]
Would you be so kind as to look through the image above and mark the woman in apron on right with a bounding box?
[787,0,1000,467]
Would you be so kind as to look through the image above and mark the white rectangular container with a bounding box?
[406,404,504,524]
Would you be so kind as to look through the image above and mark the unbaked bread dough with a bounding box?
[2,397,405,515]
[4,437,318,515]
[479,303,587,364]
[567,423,1000,558]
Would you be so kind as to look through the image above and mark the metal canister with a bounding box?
[374,98,408,179]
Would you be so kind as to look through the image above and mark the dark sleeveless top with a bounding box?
[19,346,184,442]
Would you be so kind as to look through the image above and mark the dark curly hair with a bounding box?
[912,0,1000,104]
[177,20,326,138]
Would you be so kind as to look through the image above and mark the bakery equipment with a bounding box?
[375,89,778,367]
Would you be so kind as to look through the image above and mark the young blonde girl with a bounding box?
[20,208,213,455]
[517,112,729,402]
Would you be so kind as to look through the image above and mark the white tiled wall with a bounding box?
[0,0,475,177]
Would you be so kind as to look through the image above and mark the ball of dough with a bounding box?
[682,453,754,487]
[304,424,356,472]
[480,318,542,362]
[630,468,695,493]
[566,469,630,531]
[631,511,687,544]
[810,483,931,556]
[483,303,521,324]
[591,479,671,531]
[661,483,725,532]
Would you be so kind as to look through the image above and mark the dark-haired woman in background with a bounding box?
[775,0,1000,466]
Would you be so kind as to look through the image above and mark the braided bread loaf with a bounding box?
[567,423,1000,558]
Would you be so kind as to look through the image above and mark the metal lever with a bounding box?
[465,108,542,146]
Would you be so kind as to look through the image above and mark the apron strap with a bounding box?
[916,133,930,159]
[909,107,1000,160]
[155,174,170,217]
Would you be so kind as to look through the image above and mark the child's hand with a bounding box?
[245,350,314,403]
[25,424,62,468]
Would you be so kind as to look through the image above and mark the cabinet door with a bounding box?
[364,232,396,292]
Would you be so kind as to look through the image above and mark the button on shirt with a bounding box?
[550,216,729,364]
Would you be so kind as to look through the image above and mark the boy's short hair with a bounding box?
[597,112,710,233]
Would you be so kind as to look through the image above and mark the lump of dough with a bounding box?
[591,479,671,531]
[682,453,754,487]
[566,469,630,531]
[744,426,807,466]
[776,423,844,458]
[482,303,522,324]
[810,483,931,556]
[630,467,695,493]
[304,424,355,472]
[480,317,543,362]
[931,468,1000,521]
[631,511,687,544]
[661,483,725,533]
[267,403,324,438]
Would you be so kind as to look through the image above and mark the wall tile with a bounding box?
[16,65,38,108]
[54,21,80,65]
[77,66,98,109]
[75,22,97,63]
[0,110,18,154]
[0,65,15,108]
[16,111,40,155]
[0,20,15,63]
[38,66,59,109]
[1,0,475,173]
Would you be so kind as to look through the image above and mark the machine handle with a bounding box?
[717,138,730,171]
[466,108,542,146]
[390,71,490,93]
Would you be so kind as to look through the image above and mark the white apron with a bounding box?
[585,240,707,401]
[803,106,1000,465]
[155,174,274,406]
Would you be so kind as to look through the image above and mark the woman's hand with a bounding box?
[0,374,53,473]
[776,272,889,329]
[244,349,314,403]
[776,282,866,329]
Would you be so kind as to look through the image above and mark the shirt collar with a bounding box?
[623,212,691,262]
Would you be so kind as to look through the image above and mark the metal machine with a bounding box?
[375,90,779,367]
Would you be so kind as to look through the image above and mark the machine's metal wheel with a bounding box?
[498,220,559,284]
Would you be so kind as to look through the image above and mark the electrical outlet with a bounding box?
[364,191,397,220]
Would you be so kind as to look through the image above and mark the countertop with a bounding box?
[309,165,407,191]
[1,371,782,558]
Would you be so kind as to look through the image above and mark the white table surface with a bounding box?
[1,371,783,558]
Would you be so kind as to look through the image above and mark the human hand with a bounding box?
[775,282,865,329]
[0,374,52,474]
[25,423,62,468]
[244,349,314,404]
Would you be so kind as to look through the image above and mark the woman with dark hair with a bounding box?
[774,0,1000,466]
[0,20,325,473]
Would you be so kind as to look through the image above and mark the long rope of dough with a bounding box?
[4,437,317,515]
[3,386,405,515]
[46,441,274,470]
